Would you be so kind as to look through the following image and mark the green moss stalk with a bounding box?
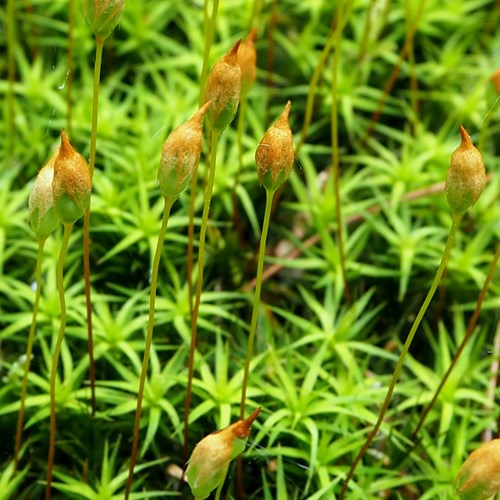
[479,70,500,152]
[187,0,220,314]
[339,216,460,498]
[87,36,104,181]
[82,0,126,417]
[82,34,104,417]
[239,187,273,417]
[14,242,44,472]
[410,243,500,442]
[199,0,220,105]
[66,0,75,138]
[45,222,72,500]
[295,26,335,157]
[184,41,242,462]
[339,125,486,498]
[238,102,296,415]
[45,132,91,499]
[331,0,351,303]
[232,29,257,243]
[184,128,221,461]
[6,0,16,160]
[124,197,174,499]
[16,152,61,471]
[237,102,294,495]
[125,105,208,497]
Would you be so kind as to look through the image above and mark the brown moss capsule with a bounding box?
[52,131,92,224]
[185,407,261,500]
[82,0,125,40]
[445,125,485,216]
[455,439,500,499]
[255,101,294,192]
[237,29,257,95]
[29,149,60,241]
[157,102,210,201]
[204,40,242,132]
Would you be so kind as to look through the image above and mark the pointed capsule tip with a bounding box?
[231,39,242,52]
[59,129,72,156]
[192,100,212,125]
[247,28,257,43]
[458,124,471,144]
[226,39,242,63]
[199,99,212,116]
[245,406,262,426]
[231,407,262,439]
[277,101,292,125]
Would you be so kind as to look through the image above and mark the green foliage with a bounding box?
[0,0,499,497]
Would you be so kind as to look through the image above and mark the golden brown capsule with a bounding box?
[82,0,126,39]
[238,29,257,95]
[52,131,92,224]
[445,125,485,216]
[185,407,261,500]
[204,40,242,132]
[455,439,500,500]
[157,102,210,201]
[255,101,294,192]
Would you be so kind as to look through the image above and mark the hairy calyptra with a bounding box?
[255,101,294,192]
[157,102,211,201]
[204,40,242,132]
